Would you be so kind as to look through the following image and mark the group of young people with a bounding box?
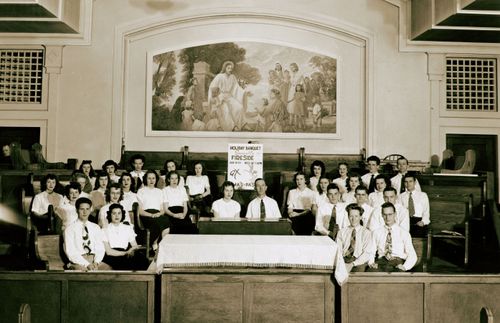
[29,153,429,273]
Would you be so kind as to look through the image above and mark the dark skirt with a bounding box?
[140,209,171,243]
[167,206,198,234]
[103,247,150,270]
[290,210,315,236]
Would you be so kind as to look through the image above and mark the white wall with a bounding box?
[52,0,430,166]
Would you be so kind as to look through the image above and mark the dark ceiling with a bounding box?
[412,0,500,43]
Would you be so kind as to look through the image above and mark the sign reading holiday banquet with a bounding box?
[227,143,263,190]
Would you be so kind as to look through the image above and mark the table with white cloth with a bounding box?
[158,234,347,323]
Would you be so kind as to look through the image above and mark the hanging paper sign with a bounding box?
[227,143,263,190]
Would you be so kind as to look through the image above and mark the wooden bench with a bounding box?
[33,231,66,270]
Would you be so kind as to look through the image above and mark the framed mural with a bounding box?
[147,41,337,136]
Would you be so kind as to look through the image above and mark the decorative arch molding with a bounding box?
[111,8,374,158]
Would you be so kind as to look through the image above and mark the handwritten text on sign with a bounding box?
[227,144,263,190]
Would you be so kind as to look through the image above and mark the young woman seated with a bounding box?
[70,171,92,198]
[186,161,212,217]
[159,159,185,189]
[312,176,331,216]
[54,181,81,232]
[89,171,110,222]
[332,162,349,194]
[211,181,241,218]
[102,203,149,270]
[31,173,63,233]
[119,172,139,216]
[98,183,132,228]
[78,159,96,188]
[309,160,326,192]
[163,170,197,234]
[137,170,170,248]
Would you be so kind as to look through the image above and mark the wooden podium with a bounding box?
[197,217,293,235]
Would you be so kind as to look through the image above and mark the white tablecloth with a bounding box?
[156,234,348,285]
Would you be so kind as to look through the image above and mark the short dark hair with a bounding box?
[106,203,126,224]
[381,202,395,213]
[102,159,119,170]
[75,197,92,209]
[397,156,408,164]
[403,173,417,181]
[254,178,265,186]
[346,203,364,216]
[366,155,381,165]
[142,170,159,187]
[310,160,326,177]
[355,185,369,194]
[65,182,82,198]
[383,187,397,194]
[327,183,340,192]
[130,154,145,167]
[222,181,235,190]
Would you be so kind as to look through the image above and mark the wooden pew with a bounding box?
[33,231,66,271]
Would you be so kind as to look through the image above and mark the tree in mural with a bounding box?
[152,52,177,130]
[309,55,337,101]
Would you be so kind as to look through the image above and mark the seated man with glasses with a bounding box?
[64,197,111,271]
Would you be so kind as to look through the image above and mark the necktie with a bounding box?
[385,226,392,258]
[328,205,339,239]
[400,175,405,193]
[369,174,376,193]
[82,224,91,254]
[408,192,415,217]
[346,228,356,257]
[260,199,266,220]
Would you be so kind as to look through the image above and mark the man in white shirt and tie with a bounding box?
[368,202,417,272]
[397,174,430,237]
[361,155,380,193]
[246,178,281,220]
[355,186,373,229]
[64,197,111,271]
[369,187,410,232]
[315,184,348,239]
[336,203,374,272]
[390,156,421,194]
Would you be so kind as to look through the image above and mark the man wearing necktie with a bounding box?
[397,174,430,238]
[64,197,110,271]
[246,178,281,220]
[315,184,348,238]
[361,155,380,194]
[368,202,417,272]
[390,157,422,194]
[336,203,374,272]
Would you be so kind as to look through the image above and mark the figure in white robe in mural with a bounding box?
[208,61,246,131]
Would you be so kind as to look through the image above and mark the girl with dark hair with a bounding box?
[186,161,212,217]
[211,181,241,218]
[309,160,326,192]
[332,162,349,194]
[78,160,96,188]
[163,171,197,234]
[31,174,63,233]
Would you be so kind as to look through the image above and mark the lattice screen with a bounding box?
[446,57,497,111]
[0,49,44,103]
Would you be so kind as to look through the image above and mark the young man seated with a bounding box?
[246,178,281,219]
[64,197,111,271]
[361,155,380,193]
[314,183,348,239]
[354,185,373,229]
[336,203,374,272]
[398,174,430,237]
[368,202,417,272]
[369,187,410,232]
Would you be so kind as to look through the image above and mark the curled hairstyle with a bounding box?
[41,173,59,192]
[345,203,364,216]
[102,159,119,171]
[105,183,123,203]
[346,173,362,192]
[64,181,82,198]
[119,172,136,192]
[94,171,111,190]
[221,181,235,195]
[106,203,126,224]
[310,160,326,177]
[366,155,381,165]
[78,160,96,178]
[191,161,206,175]
[142,170,159,187]
[167,170,180,185]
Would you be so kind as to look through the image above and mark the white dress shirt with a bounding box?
[186,175,210,196]
[137,187,164,210]
[246,196,281,219]
[361,172,379,189]
[314,192,328,209]
[309,176,319,191]
[163,185,189,207]
[342,191,356,204]
[31,191,63,215]
[211,198,241,218]
[287,187,315,211]
[336,225,374,266]
[102,222,136,249]
[368,191,385,208]
[64,219,105,267]
[397,190,430,225]
[369,224,417,271]
[360,203,374,229]
[315,202,348,235]
[369,203,410,232]
[390,173,421,193]
[332,177,348,193]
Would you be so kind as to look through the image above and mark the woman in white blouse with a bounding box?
[137,170,170,246]
[102,203,149,270]
[163,170,197,234]
[309,160,326,192]
[211,181,241,218]
[186,161,212,217]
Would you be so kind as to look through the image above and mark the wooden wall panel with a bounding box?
[428,283,500,323]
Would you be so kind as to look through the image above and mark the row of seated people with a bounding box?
[29,154,428,272]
